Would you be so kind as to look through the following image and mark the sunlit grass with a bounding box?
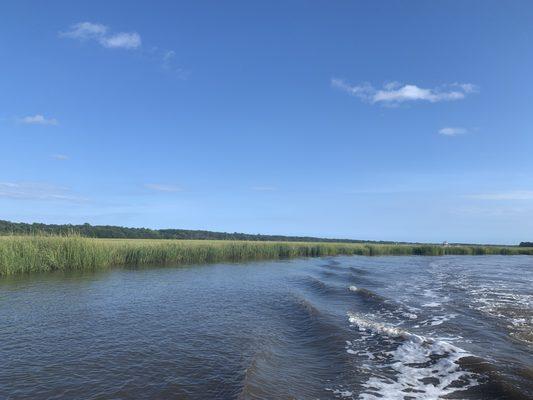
[0,235,532,276]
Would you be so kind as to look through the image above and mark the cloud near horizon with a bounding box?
[0,182,84,202]
[332,79,477,105]
[467,191,533,200]
[60,22,141,49]
[439,127,468,136]
[20,114,58,125]
[144,183,182,193]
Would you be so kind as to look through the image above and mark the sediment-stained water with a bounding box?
[1,256,532,399]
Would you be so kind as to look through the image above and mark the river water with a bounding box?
[1,256,532,399]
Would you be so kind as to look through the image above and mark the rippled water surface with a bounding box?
[1,256,532,399]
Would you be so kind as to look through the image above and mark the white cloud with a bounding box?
[332,79,477,105]
[145,183,181,192]
[20,114,58,125]
[51,154,69,160]
[99,32,141,49]
[467,191,533,200]
[61,22,141,50]
[439,127,468,136]
[0,182,84,201]
[60,22,108,40]
[60,23,190,75]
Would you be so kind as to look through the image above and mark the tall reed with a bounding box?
[0,235,532,276]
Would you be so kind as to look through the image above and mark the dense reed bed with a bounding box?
[1,235,532,276]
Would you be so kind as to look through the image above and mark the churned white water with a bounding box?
[347,313,477,400]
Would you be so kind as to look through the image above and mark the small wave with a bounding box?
[416,314,457,327]
[471,291,533,345]
[284,295,351,350]
[321,262,344,271]
[324,259,341,267]
[443,269,533,346]
[238,351,273,399]
[349,286,418,322]
[348,286,386,302]
[348,267,369,275]
[458,356,533,399]
[302,276,331,292]
[299,276,348,297]
[346,312,477,400]
[348,313,411,339]
[294,297,322,318]
[319,269,347,282]
[319,268,373,285]
[239,297,350,399]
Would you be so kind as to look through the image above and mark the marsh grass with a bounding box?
[1,235,532,276]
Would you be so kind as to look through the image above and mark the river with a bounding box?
[1,256,532,399]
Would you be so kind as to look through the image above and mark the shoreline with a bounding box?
[2,235,533,276]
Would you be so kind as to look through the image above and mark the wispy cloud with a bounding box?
[160,49,189,79]
[19,114,58,125]
[60,22,141,49]
[144,183,182,193]
[467,191,533,200]
[331,79,477,105]
[60,23,189,76]
[51,154,69,160]
[451,206,528,217]
[439,127,468,136]
[0,182,84,202]
[163,50,176,65]
[59,22,108,40]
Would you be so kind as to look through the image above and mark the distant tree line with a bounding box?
[1,220,523,246]
[0,219,385,243]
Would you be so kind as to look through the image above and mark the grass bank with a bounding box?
[1,235,532,276]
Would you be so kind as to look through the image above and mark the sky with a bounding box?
[1,1,533,244]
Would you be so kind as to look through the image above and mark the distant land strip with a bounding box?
[1,220,529,247]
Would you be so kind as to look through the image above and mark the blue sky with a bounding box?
[1,1,532,244]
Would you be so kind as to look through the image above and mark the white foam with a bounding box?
[347,313,477,400]
[348,314,416,340]
[417,313,458,327]
[326,388,355,398]
[333,389,353,397]
[460,279,533,344]
[402,312,418,320]
[422,301,441,308]
[429,313,457,326]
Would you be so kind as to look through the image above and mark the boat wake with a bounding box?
[345,312,478,400]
